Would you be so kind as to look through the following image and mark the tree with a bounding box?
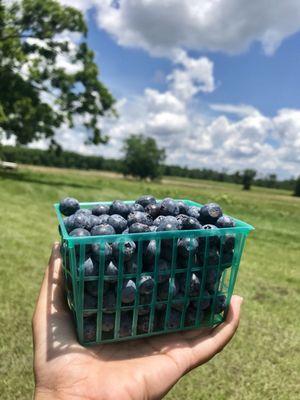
[242,169,256,190]
[122,135,166,180]
[0,0,115,145]
[294,176,300,197]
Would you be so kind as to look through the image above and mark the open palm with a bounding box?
[33,243,243,400]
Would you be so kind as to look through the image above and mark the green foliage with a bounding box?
[294,176,300,197]
[122,134,166,180]
[0,145,123,171]
[242,169,257,190]
[0,0,115,145]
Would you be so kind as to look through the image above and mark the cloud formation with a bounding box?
[62,0,300,56]
[37,56,299,179]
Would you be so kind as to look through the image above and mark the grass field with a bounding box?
[0,165,299,399]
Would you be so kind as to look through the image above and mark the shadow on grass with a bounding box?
[0,170,102,190]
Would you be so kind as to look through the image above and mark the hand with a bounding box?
[32,243,243,400]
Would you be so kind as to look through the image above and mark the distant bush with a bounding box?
[294,177,300,197]
[242,169,257,191]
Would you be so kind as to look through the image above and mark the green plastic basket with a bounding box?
[55,199,254,345]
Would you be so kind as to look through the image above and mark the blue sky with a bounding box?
[32,1,300,178]
[88,14,300,118]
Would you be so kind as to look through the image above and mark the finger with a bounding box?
[32,242,76,350]
[189,295,243,367]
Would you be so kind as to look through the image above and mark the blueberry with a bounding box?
[199,224,220,249]
[222,234,235,253]
[153,215,166,226]
[171,297,188,312]
[145,203,161,219]
[127,211,153,226]
[187,206,201,220]
[181,273,201,297]
[105,261,119,282]
[84,292,97,309]
[191,290,210,310]
[135,195,156,208]
[81,257,98,276]
[108,214,127,233]
[128,223,151,233]
[214,295,227,313]
[68,213,90,231]
[176,255,196,269]
[138,275,154,295]
[138,306,151,316]
[157,216,180,232]
[199,203,223,225]
[91,242,112,263]
[75,208,92,216]
[160,198,179,216]
[88,215,102,230]
[90,224,115,236]
[92,204,109,216]
[205,268,221,285]
[109,200,129,218]
[139,293,152,305]
[121,279,136,304]
[185,306,203,327]
[160,245,173,262]
[119,313,133,337]
[83,317,96,341]
[155,302,167,312]
[216,215,235,228]
[177,201,189,214]
[95,214,109,225]
[167,309,181,329]
[124,258,138,274]
[137,314,150,334]
[222,250,234,266]
[81,295,97,315]
[198,247,220,267]
[143,240,158,265]
[157,259,171,283]
[149,225,157,232]
[59,197,80,216]
[85,280,99,297]
[59,217,73,233]
[177,237,199,258]
[112,240,136,262]
[122,228,130,235]
[178,215,202,230]
[102,313,115,332]
[103,290,116,313]
[128,203,145,213]
[69,227,90,237]
[157,278,178,300]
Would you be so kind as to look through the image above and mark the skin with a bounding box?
[33,243,243,400]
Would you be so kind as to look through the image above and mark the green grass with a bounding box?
[0,165,299,399]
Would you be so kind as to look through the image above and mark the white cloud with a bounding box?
[168,50,215,100]
[210,103,261,117]
[58,0,300,57]
[89,0,300,57]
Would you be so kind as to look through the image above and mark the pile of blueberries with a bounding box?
[59,195,236,342]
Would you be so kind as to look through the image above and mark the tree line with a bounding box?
[1,144,298,193]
